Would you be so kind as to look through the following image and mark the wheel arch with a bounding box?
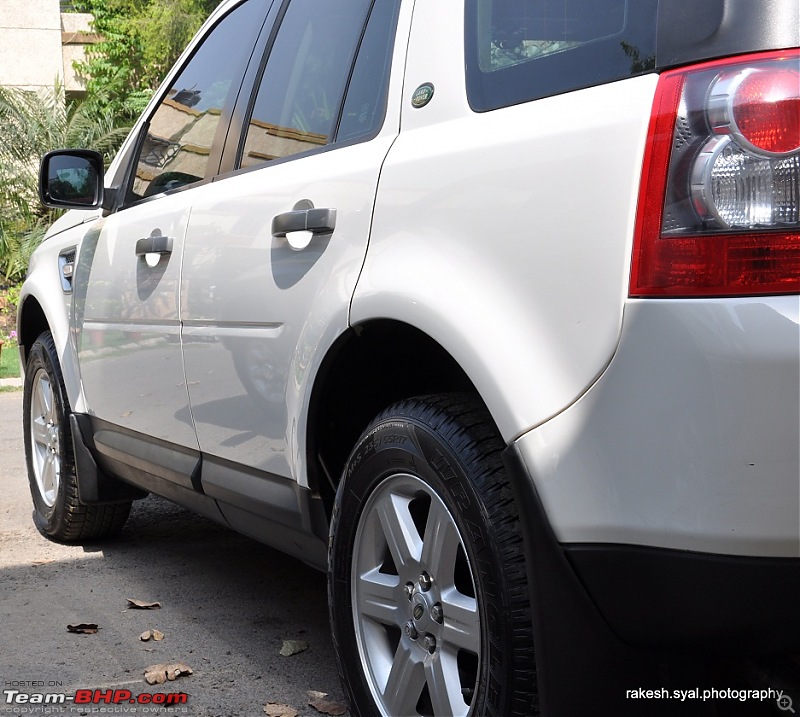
[18,282,83,413]
[305,319,482,510]
[17,293,49,370]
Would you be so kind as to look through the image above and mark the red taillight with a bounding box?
[631,50,800,297]
[731,69,800,154]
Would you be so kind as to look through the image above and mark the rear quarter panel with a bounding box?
[352,0,659,440]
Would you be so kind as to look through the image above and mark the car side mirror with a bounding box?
[39,149,104,210]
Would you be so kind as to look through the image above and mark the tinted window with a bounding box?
[127,0,266,203]
[465,0,658,111]
[239,0,374,169]
[337,0,401,143]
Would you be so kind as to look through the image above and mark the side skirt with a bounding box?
[201,456,329,572]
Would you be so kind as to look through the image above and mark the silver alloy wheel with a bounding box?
[29,366,61,508]
[352,472,481,717]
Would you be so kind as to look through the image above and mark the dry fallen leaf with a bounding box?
[127,598,161,610]
[263,703,299,717]
[67,624,99,634]
[307,691,347,716]
[144,663,192,685]
[279,639,309,657]
[139,629,165,642]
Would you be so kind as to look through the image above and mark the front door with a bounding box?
[74,0,268,491]
[75,197,194,449]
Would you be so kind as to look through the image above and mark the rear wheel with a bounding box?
[23,331,131,541]
[329,394,537,716]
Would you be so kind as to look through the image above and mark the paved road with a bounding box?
[0,390,348,717]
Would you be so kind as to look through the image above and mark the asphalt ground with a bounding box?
[0,390,349,717]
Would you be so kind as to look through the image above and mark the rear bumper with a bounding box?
[509,294,800,646]
[516,296,800,558]
[506,440,800,657]
[504,445,800,716]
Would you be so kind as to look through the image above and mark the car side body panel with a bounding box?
[179,0,414,493]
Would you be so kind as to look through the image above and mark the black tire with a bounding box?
[329,394,538,717]
[23,331,131,541]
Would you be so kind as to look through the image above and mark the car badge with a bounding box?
[411,83,435,108]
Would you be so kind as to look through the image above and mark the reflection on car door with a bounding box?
[75,199,194,449]
[180,0,403,538]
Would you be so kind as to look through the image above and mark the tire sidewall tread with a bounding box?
[329,394,538,717]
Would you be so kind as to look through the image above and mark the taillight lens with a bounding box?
[631,50,800,297]
[727,68,800,154]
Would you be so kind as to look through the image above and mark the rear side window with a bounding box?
[465,0,658,111]
[239,0,376,169]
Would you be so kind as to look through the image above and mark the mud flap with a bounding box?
[70,413,148,504]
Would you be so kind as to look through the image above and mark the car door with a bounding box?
[74,0,268,500]
[179,0,404,523]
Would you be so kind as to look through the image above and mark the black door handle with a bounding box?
[135,232,173,257]
[272,207,336,238]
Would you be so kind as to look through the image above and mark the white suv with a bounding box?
[19,0,800,714]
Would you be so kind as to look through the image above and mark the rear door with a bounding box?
[179,0,404,520]
[74,0,268,498]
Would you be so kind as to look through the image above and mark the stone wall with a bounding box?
[0,0,96,93]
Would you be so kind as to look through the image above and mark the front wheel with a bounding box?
[329,395,537,717]
[23,331,131,541]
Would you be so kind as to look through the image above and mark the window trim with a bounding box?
[214,0,399,180]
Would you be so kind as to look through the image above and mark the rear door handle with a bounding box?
[272,207,336,238]
[135,232,173,257]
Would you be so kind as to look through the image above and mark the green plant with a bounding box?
[1,284,21,358]
[5,284,21,311]
[72,0,223,120]
[0,338,20,379]
[0,282,20,381]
